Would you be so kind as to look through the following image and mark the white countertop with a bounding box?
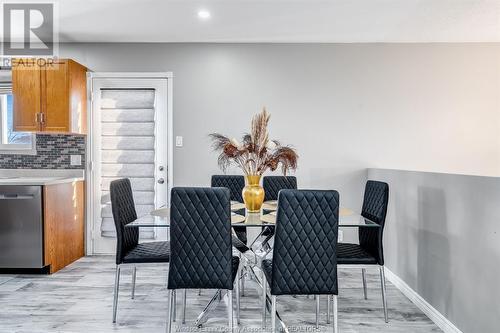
[0,169,84,186]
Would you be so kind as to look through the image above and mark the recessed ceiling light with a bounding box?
[197,10,211,20]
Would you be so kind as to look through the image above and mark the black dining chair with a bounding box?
[166,187,241,333]
[210,175,249,296]
[263,176,298,202]
[110,178,170,323]
[211,175,247,248]
[337,180,389,322]
[261,176,298,237]
[261,189,339,333]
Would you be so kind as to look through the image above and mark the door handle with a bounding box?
[0,194,35,200]
[157,178,165,184]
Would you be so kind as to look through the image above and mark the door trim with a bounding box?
[85,72,173,255]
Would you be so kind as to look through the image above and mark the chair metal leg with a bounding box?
[173,290,177,322]
[315,295,320,329]
[237,252,244,298]
[362,268,368,300]
[182,289,187,324]
[271,295,277,333]
[235,267,241,324]
[333,295,338,333]
[241,267,245,297]
[262,271,267,328]
[131,266,137,299]
[227,290,234,332]
[112,265,121,323]
[166,290,173,333]
[327,295,331,324]
[379,266,389,323]
[195,289,223,327]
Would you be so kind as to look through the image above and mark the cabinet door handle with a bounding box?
[40,113,46,124]
[35,113,40,124]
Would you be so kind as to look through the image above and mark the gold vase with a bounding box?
[242,175,265,213]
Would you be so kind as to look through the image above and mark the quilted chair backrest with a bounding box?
[359,180,389,265]
[271,189,339,296]
[211,175,245,203]
[263,176,297,201]
[168,187,233,290]
[110,178,139,265]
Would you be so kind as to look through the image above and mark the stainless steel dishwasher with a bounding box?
[0,185,44,268]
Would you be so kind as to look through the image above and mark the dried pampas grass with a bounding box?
[209,108,298,176]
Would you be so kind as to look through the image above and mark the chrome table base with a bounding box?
[194,230,291,332]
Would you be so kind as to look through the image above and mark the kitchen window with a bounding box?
[0,93,35,154]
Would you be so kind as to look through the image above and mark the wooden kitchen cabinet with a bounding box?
[11,61,43,132]
[12,58,88,134]
[43,180,85,274]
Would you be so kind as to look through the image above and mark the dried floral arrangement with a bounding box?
[209,108,298,176]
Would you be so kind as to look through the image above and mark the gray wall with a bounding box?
[368,168,500,333]
[58,43,499,330]
[59,43,500,213]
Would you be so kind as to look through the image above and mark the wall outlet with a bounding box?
[70,155,82,166]
[338,230,344,242]
[175,136,183,147]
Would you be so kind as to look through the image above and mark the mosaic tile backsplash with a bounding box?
[0,134,86,169]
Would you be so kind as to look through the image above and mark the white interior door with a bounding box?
[88,75,172,254]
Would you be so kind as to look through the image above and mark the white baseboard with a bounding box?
[384,267,463,333]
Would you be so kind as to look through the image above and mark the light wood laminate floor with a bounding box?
[0,256,442,333]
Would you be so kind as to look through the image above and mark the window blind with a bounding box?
[99,89,156,239]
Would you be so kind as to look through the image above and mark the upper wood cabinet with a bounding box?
[12,58,88,134]
[11,61,43,132]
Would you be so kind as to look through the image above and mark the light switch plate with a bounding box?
[70,155,82,166]
[175,136,183,147]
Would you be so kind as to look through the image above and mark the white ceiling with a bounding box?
[46,0,500,42]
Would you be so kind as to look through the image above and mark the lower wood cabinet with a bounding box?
[43,181,85,274]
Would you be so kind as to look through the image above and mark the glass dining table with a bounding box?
[127,202,381,229]
[125,201,380,331]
